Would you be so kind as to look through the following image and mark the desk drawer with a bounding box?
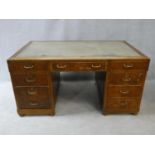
[107,85,142,97]
[109,60,149,70]
[15,87,50,109]
[12,74,49,86]
[106,98,139,110]
[108,71,146,85]
[52,62,106,71]
[8,61,49,74]
[18,101,51,109]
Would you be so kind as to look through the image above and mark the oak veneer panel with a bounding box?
[52,62,106,71]
[8,61,49,74]
[107,85,143,97]
[17,109,54,116]
[15,87,49,101]
[106,98,139,110]
[108,60,149,70]
[108,71,146,85]
[11,74,49,86]
[18,101,51,109]
[104,98,140,114]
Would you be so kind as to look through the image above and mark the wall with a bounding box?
[0,19,154,81]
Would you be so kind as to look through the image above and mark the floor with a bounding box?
[0,76,155,135]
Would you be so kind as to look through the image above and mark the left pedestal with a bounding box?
[7,60,58,116]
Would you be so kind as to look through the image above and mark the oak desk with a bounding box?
[7,41,150,116]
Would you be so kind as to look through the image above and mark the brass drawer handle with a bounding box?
[25,77,36,83]
[120,90,129,94]
[123,64,134,68]
[122,77,131,82]
[91,64,102,68]
[120,101,128,106]
[29,102,39,106]
[27,89,37,95]
[56,64,67,69]
[24,65,34,69]
[137,73,144,82]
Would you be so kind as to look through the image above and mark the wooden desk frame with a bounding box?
[7,41,150,116]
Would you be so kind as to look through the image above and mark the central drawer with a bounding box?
[107,85,142,97]
[51,62,106,71]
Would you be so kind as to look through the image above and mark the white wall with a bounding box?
[0,19,154,81]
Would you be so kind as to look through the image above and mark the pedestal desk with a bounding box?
[7,41,150,116]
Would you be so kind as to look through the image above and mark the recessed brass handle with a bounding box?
[122,77,131,82]
[91,64,102,68]
[24,65,34,69]
[56,64,67,69]
[25,77,36,83]
[27,89,37,95]
[29,102,39,106]
[123,64,134,68]
[120,90,129,94]
[120,101,128,106]
[137,73,144,82]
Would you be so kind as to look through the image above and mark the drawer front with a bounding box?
[15,87,50,109]
[107,86,142,97]
[18,101,51,109]
[106,98,139,110]
[108,71,146,85]
[52,62,106,71]
[8,61,49,74]
[11,74,49,86]
[109,60,149,70]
